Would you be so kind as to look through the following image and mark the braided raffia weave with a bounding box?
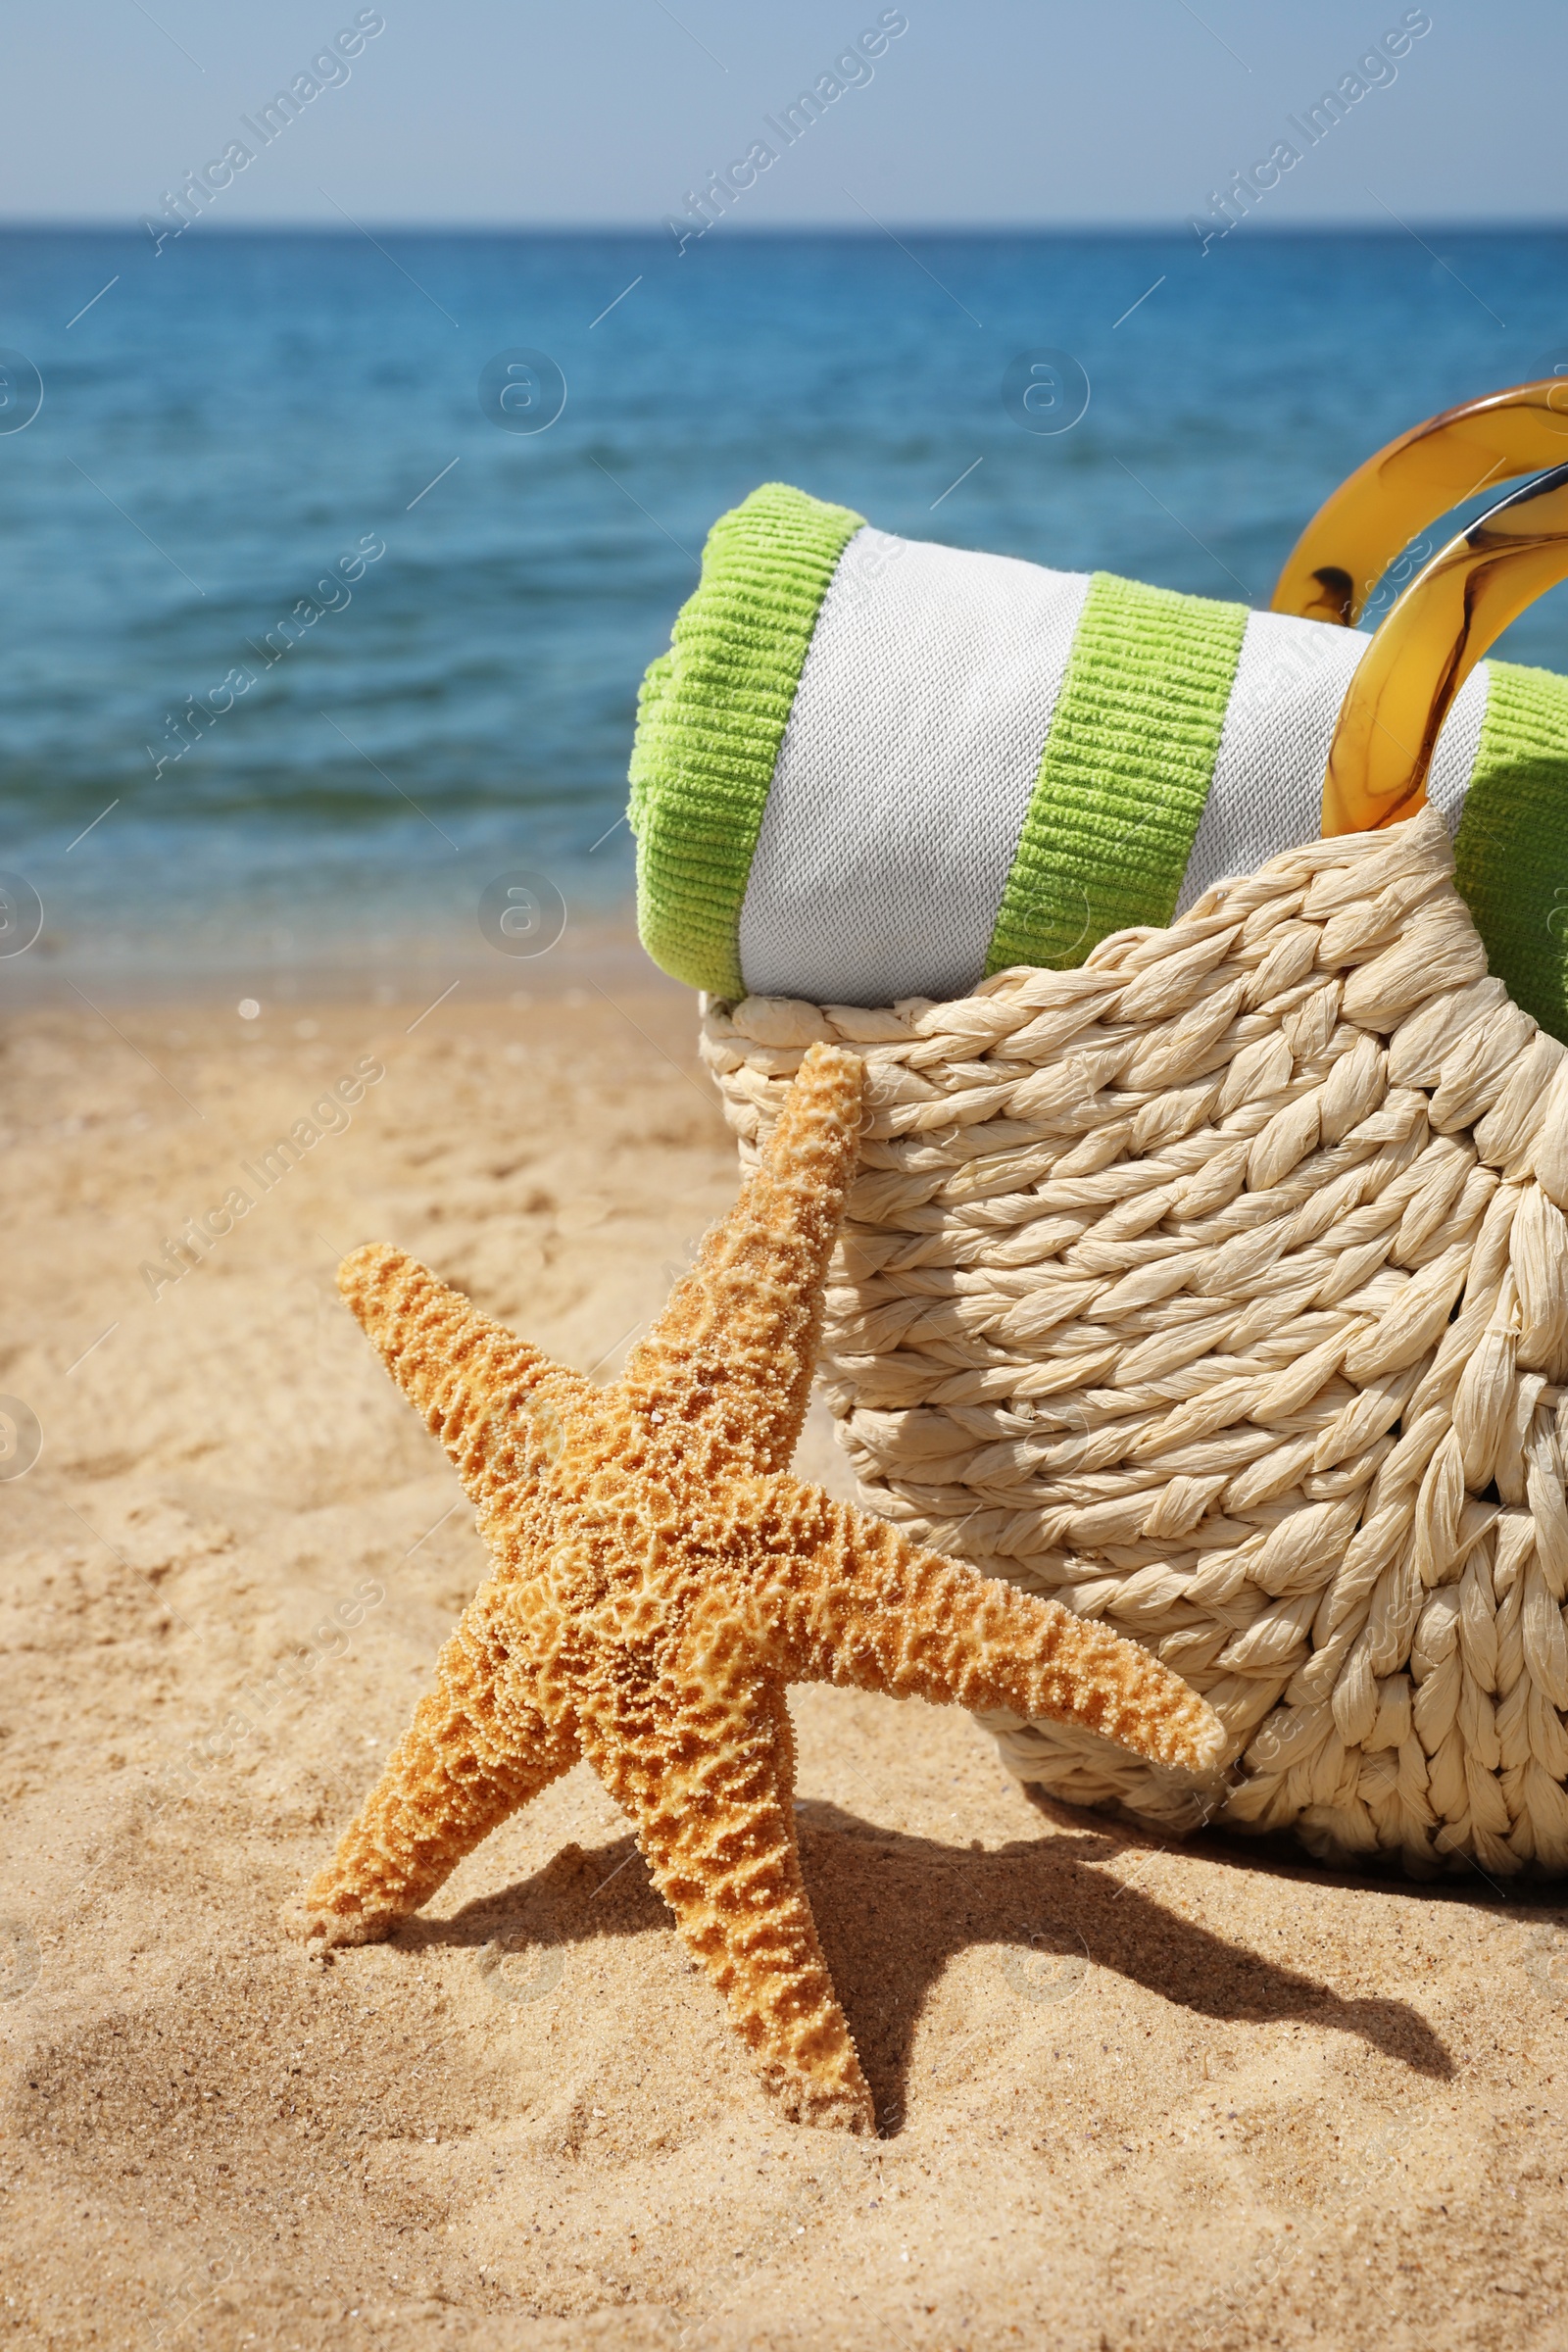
[699,810,1568,1877]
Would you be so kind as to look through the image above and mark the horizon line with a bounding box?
[3,215,1567,238]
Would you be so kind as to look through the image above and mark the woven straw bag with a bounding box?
[694,403,1568,1877]
[702,812,1568,1874]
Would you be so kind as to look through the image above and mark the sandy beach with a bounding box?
[5,974,1568,2351]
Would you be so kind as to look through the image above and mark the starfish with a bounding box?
[288,1044,1221,2131]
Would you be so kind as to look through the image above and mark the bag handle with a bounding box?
[1272,379,1568,626]
[1321,462,1568,836]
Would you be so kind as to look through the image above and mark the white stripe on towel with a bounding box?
[1177,605,1490,914]
[738,527,1091,1007]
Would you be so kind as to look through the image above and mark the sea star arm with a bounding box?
[749,1478,1224,1777]
[289,1591,581,1947]
[299,1052,1218,2131]
[336,1243,593,1529]
[618,1041,862,1473]
[578,1597,874,2132]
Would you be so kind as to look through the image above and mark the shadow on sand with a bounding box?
[406,1794,1456,2132]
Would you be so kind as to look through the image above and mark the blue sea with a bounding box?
[2,223,1566,997]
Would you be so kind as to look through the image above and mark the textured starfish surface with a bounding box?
[288,1044,1222,2131]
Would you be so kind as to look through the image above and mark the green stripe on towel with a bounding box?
[986,572,1250,973]
[627,481,864,1000]
[1454,659,1568,1045]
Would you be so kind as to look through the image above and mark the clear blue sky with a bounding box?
[2,2,1564,229]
